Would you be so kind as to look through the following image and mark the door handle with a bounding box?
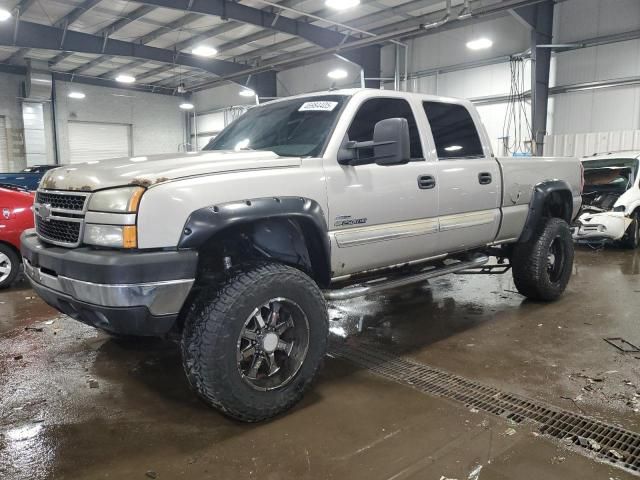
[418,175,436,190]
[478,172,492,185]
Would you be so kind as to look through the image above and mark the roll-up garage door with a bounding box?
[68,121,132,164]
[0,117,8,171]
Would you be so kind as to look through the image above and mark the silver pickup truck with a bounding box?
[21,89,582,421]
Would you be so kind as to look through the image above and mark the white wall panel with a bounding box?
[278,58,362,96]
[545,130,640,157]
[55,82,185,164]
[381,16,530,76]
[555,0,640,43]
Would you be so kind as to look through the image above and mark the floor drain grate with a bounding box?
[329,340,640,473]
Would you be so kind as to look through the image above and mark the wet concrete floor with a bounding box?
[1,247,639,479]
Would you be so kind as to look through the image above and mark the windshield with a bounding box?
[582,158,639,191]
[204,95,348,157]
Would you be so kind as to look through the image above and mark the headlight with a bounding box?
[85,186,144,248]
[84,224,138,249]
[88,187,144,213]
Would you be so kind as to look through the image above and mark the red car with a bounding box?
[0,185,35,288]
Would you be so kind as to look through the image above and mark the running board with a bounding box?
[324,254,490,301]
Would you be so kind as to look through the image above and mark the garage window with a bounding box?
[348,98,423,160]
[68,121,132,164]
[423,102,484,159]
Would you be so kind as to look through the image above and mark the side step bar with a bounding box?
[324,254,490,301]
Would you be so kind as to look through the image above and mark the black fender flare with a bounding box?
[519,180,574,243]
[179,197,331,285]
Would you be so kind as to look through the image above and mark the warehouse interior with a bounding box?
[1,0,640,479]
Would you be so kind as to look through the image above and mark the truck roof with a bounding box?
[264,88,474,109]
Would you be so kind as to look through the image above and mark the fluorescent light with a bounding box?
[115,74,136,84]
[328,69,348,80]
[466,38,493,50]
[0,8,11,21]
[192,45,218,57]
[68,91,85,99]
[179,102,195,110]
[239,88,256,97]
[445,145,463,152]
[325,0,360,10]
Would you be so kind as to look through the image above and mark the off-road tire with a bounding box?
[0,244,20,289]
[181,262,328,422]
[511,218,574,301]
[621,212,640,249]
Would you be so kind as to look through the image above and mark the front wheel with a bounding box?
[511,218,574,301]
[181,262,328,422]
[0,244,20,289]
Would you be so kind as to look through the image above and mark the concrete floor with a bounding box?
[1,247,639,479]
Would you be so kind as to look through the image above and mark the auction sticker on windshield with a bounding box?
[299,101,339,112]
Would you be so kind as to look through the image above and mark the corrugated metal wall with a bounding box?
[544,130,640,157]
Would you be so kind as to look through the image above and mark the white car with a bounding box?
[573,151,640,248]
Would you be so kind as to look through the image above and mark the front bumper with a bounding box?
[21,230,197,336]
[572,211,631,242]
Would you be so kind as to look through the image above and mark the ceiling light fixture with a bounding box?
[115,74,136,84]
[239,88,256,97]
[325,0,360,10]
[0,8,11,21]
[328,69,348,80]
[68,91,86,99]
[466,38,493,50]
[192,45,218,57]
[179,102,195,110]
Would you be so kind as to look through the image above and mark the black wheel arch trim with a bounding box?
[179,197,331,285]
[519,180,574,243]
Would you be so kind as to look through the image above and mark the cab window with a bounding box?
[423,101,484,159]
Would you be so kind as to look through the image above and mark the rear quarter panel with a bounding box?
[495,157,582,242]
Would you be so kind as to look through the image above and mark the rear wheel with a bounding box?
[621,212,639,249]
[181,262,328,422]
[511,218,574,301]
[0,244,20,289]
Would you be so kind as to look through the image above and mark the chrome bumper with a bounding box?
[24,258,194,316]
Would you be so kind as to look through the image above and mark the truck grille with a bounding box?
[36,217,82,245]
[34,190,89,247]
[36,191,87,211]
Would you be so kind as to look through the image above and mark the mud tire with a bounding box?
[181,262,328,422]
[511,218,574,302]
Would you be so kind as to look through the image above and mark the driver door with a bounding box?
[323,97,440,278]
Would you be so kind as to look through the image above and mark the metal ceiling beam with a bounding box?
[131,0,354,49]
[234,0,444,63]
[191,0,553,91]
[51,5,157,66]
[0,19,247,77]
[0,61,183,95]
[54,0,103,29]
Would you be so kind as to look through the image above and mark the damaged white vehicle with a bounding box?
[573,151,640,248]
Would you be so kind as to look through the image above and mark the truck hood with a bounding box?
[40,150,301,192]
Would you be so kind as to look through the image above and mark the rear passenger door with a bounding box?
[423,101,501,252]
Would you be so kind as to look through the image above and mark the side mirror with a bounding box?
[373,118,411,166]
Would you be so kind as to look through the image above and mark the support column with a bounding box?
[247,71,277,99]
[512,0,554,156]
[344,45,382,89]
